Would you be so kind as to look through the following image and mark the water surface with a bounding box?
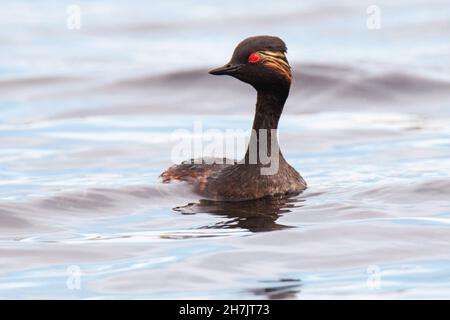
[0,0,450,299]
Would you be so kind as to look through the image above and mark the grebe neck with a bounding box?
[244,87,289,164]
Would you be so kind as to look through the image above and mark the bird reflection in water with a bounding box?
[173,193,305,232]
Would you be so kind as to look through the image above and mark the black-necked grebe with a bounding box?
[161,36,306,200]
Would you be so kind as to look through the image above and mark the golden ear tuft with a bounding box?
[258,51,292,82]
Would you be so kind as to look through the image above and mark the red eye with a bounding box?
[248,52,261,63]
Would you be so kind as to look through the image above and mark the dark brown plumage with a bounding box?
[160,35,307,201]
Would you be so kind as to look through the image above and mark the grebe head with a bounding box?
[209,35,292,91]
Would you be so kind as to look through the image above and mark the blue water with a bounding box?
[0,0,450,299]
